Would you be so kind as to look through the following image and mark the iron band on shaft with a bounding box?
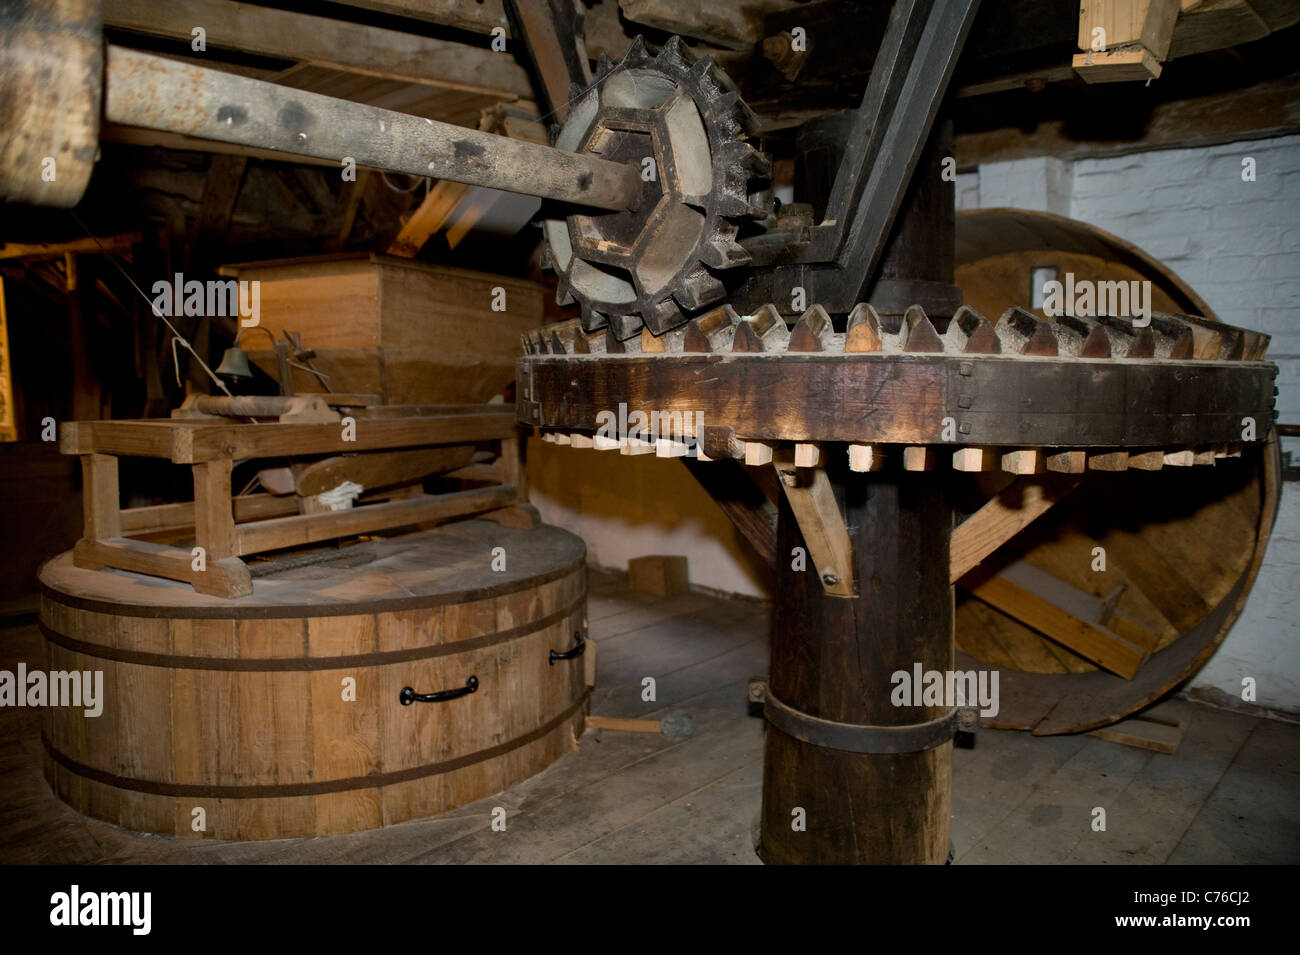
[764,691,962,754]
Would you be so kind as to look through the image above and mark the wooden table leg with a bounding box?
[191,458,252,597]
[72,452,121,570]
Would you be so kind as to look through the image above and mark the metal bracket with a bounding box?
[765,691,971,754]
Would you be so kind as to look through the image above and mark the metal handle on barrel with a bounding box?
[549,632,586,666]
[399,675,479,705]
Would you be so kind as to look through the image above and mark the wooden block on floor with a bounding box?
[1088,700,1192,754]
[627,555,689,597]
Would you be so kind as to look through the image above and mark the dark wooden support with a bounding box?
[760,112,956,865]
[681,458,778,570]
[760,456,954,864]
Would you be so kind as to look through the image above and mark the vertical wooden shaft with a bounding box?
[762,116,956,864]
[760,459,953,864]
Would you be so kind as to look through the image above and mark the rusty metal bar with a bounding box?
[103,45,640,212]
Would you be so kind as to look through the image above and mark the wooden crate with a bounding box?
[218,254,547,404]
[628,555,690,597]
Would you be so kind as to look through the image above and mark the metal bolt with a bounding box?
[821,571,839,586]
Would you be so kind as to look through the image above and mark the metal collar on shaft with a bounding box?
[764,691,959,754]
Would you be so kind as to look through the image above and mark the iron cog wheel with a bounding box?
[541,36,771,340]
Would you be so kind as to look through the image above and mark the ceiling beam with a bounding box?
[102,0,533,98]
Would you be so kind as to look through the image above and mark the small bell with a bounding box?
[214,346,253,379]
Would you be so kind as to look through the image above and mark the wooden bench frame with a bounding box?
[62,405,528,598]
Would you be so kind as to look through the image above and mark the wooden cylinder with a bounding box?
[38,522,588,840]
[761,463,953,865]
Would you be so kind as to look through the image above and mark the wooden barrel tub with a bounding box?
[38,521,588,840]
[952,208,1281,734]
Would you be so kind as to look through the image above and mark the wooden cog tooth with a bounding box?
[996,307,1057,356]
[743,442,773,466]
[903,446,939,471]
[732,305,788,352]
[1050,313,1090,357]
[683,304,739,353]
[901,305,944,353]
[1046,451,1087,474]
[1149,313,1195,359]
[848,444,884,472]
[640,327,666,353]
[570,433,594,449]
[952,447,993,472]
[1088,451,1129,471]
[788,305,834,352]
[845,303,884,353]
[794,443,820,468]
[1163,450,1195,466]
[1128,450,1164,470]
[1001,449,1042,474]
[944,305,1000,354]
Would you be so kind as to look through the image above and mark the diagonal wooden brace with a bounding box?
[772,454,855,597]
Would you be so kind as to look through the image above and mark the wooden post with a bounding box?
[193,459,236,558]
[81,452,121,539]
[761,114,957,864]
[760,459,953,864]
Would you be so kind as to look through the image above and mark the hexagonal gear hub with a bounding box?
[542,36,770,340]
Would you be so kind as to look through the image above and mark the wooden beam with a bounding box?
[950,476,1083,583]
[102,0,532,98]
[966,570,1146,679]
[325,0,509,36]
[773,458,854,597]
[189,154,247,268]
[0,233,142,260]
[1077,0,1181,59]
[234,485,516,554]
[681,458,778,570]
[120,493,299,535]
[292,445,476,496]
[955,75,1300,166]
[73,537,253,597]
[62,410,518,463]
[619,0,803,51]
